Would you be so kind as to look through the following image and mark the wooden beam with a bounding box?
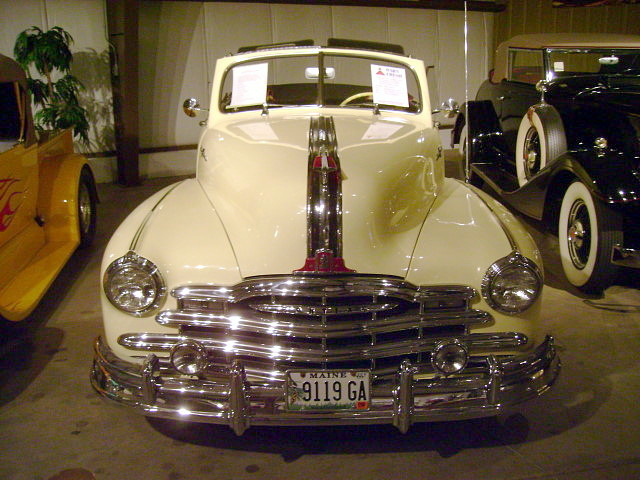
[142,0,506,12]
[107,0,140,186]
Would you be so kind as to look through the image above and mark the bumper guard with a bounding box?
[91,335,560,435]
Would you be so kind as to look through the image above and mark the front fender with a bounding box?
[553,150,640,204]
[407,178,544,352]
[37,152,92,244]
[464,100,509,164]
[100,178,242,361]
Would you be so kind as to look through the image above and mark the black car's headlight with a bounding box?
[103,251,166,315]
[481,252,542,314]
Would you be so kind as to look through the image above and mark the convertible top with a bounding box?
[0,53,35,147]
[0,53,28,86]
[493,33,640,83]
[238,38,405,56]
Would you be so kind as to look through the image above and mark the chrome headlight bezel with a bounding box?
[103,251,166,316]
[481,252,543,315]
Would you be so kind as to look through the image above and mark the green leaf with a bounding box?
[14,25,89,146]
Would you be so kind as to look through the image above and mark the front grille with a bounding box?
[120,276,506,382]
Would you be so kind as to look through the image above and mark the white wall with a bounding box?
[1,1,493,182]
[139,2,493,181]
[0,0,115,156]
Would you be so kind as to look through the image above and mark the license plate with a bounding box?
[285,370,371,411]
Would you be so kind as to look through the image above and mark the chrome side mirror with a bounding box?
[183,98,208,117]
[433,98,460,118]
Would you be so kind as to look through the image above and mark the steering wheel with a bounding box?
[339,91,374,106]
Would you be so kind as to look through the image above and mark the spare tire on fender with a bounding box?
[515,103,566,187]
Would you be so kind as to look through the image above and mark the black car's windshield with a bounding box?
[220,53,421,113]
[548,49,640,79]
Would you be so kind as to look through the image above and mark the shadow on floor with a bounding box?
[0,243,96,405]
[148,415,531,462]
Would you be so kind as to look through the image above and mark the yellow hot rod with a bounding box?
[0,53,96,322]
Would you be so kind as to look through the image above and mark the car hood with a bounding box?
[197,112,440,278]
[557,76,640,114]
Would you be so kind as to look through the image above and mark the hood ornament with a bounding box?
[295,116,355,274]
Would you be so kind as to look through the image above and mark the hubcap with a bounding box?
[79,183,92,235]
[523,128,541,178]
[567,199,590,269]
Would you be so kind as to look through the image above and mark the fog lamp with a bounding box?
[431,340,468,375]
[170,340,208,375]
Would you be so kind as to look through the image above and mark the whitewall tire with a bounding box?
[515,105,566,187]
[558,180,622,292]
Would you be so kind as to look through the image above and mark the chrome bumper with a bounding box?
[91,335,560,435]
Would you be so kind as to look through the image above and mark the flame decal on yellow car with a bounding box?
[0,178,22,232]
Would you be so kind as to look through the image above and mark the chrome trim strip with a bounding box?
[129,181,183,251]
[156,309,490,337]
[248,301,399,316]
[296,116,353,273]
[308,116,341,256]
[91,335,560,435]
[171,277,477,304]
[118,331,527,362]
[457,178,519,252]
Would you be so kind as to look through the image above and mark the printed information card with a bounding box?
[370,64,409,108]
[231,62,268,107]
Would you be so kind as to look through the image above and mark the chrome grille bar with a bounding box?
[171,277,477,304]
[118,277,508,380]
[118,331,527,363]
[156,309,490,337]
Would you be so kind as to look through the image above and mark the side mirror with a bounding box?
[435,98,459,118]
[183,98,208,117]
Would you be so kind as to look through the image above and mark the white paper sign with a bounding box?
[371,64,409,108]
[554,61,565,72]
[231,62,268,107]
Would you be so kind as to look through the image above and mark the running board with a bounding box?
[0,241,78,321]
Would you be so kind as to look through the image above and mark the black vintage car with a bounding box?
[452,33,640,293]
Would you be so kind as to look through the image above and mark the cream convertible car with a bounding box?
[91,39,559,434]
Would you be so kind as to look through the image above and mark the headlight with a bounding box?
[103,251,166,315]
[481,252,542,314]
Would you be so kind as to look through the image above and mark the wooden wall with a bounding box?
[494,0,640,53]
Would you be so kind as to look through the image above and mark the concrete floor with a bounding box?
[1,165,640,480]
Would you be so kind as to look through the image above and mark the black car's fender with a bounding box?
[452,100,509,164]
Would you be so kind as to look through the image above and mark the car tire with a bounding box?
[458,124,483,187]
[457,124,468,158]
[515,105,566,187]
[558,180,622,293]
[78,166,97,248]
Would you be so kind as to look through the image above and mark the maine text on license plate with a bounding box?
[286,370,371,411]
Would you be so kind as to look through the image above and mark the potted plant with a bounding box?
[13,26,89,145]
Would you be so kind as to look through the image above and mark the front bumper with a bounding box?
[91,335,560,435]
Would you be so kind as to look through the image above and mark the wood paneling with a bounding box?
[494,0,640,52]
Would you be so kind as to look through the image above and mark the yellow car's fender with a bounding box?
[37,151,95,245]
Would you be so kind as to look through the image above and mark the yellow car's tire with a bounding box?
[78,166,97,248]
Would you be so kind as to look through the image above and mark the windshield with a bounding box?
[548,49,640,79]
[220,53,421,113]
